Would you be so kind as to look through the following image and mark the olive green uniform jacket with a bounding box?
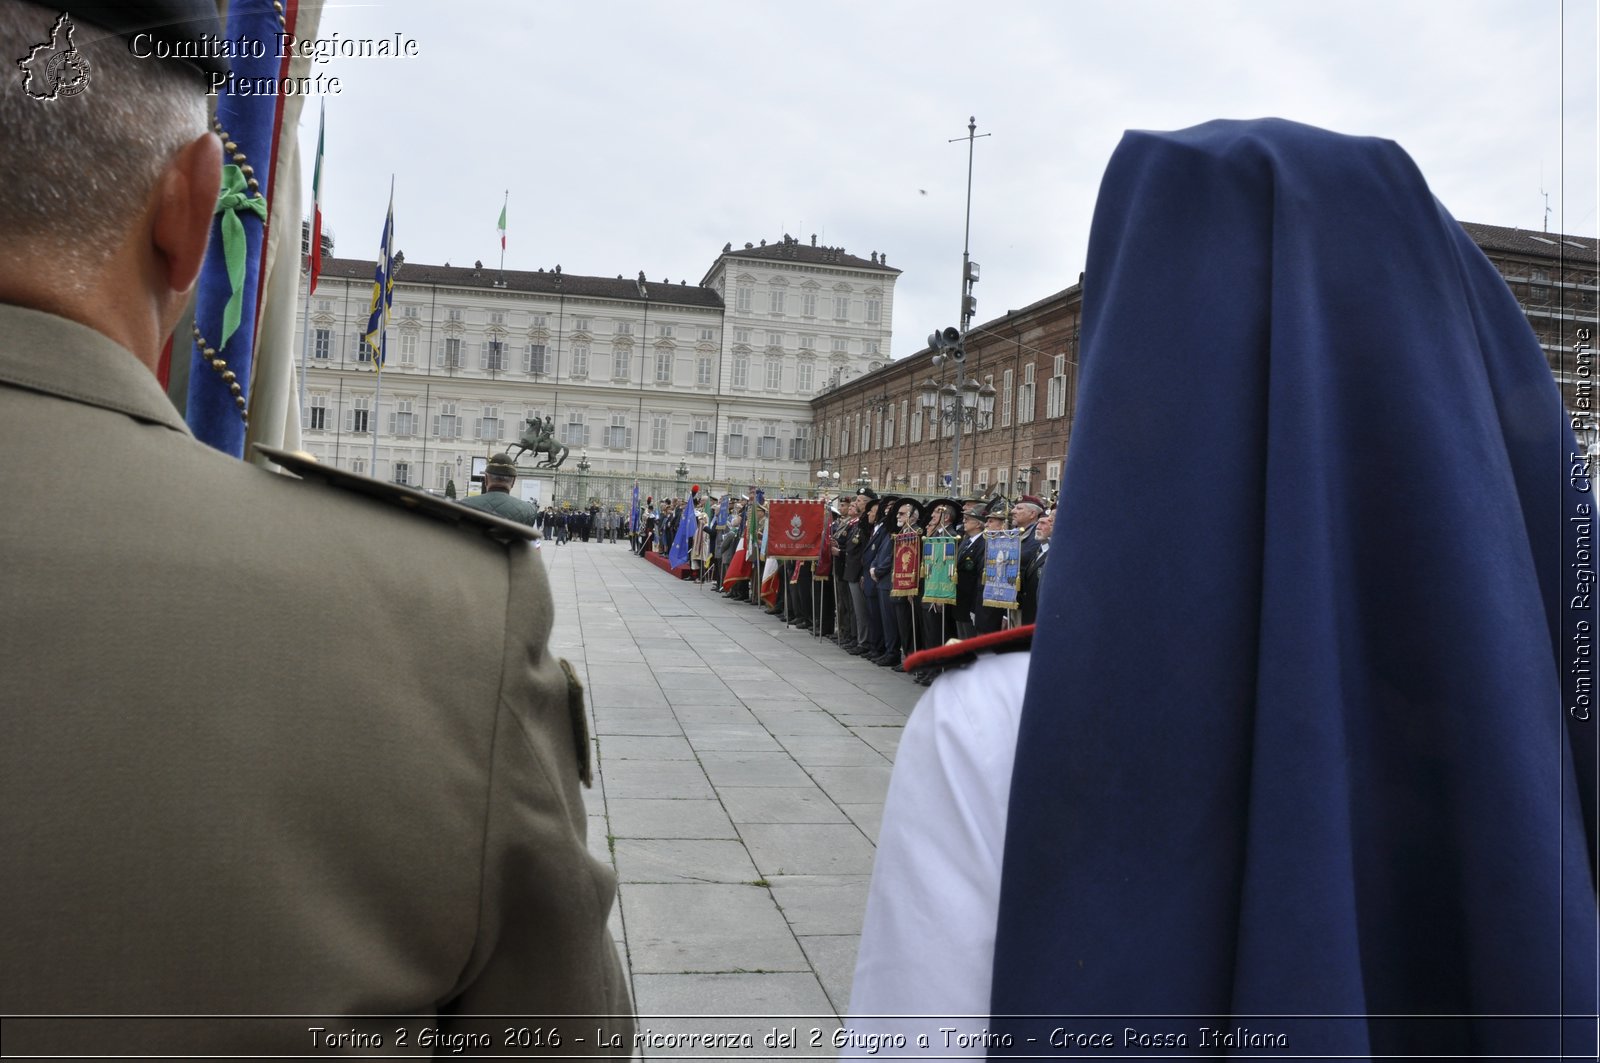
[461,488,543,528]
[0,305,632,1055]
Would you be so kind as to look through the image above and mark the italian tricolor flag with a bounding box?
[308,98,325,294]
[497,202,507,250]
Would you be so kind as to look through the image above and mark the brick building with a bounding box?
[811,224,1597,502]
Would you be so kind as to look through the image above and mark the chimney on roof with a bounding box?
[871,252,878,264]
[554,264,561,274]
[811,234,817,246]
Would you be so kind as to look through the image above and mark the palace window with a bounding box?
[347,395,370,434]
[1018,362,1036,424]
[688,417,711,455]
[391,399,416,436]
[435,401,460,439]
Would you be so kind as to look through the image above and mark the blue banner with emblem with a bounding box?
[981,529,1022,609]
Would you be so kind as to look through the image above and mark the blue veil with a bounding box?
[991,119,1596,1058]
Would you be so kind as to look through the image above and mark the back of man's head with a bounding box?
[0,2,219,362]
[1,3,206,261]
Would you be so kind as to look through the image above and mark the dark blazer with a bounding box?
[956,531,986,617]
[842,517,868,582]
[1020,542,1049,625]
[862,522,891,591]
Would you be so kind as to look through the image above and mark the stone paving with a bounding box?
[540,539,922,1058]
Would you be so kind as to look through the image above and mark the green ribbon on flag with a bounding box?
[213,164,268,350]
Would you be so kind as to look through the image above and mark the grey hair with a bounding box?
[0,1,210,262]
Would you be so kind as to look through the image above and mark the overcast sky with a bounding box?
[298,0,1598,361]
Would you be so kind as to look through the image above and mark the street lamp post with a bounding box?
[921,375,996,492]
[855,465,871,492]
[817,466,841,499]
[674,455,690,499]
[576,451,592,505]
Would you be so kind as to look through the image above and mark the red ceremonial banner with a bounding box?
[891,532,922,597]
[766,500,826,559]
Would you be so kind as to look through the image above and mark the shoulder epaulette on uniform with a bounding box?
[902,624,1034,677]
[254,445,537,546]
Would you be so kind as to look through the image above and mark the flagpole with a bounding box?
[298,235,312,434]
[300,97,324,441]
[371,174,394,474]
[498,189,508,285]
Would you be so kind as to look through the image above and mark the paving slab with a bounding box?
[613,838,761,885]
[600,735,698,761]
[839,804,886,846]
[805,764,895,805]
[766,875,873,936]
[622,883,808,975]
[739,823,878,877]
[609,798,739,840]
[718,786,850,825]
[798,934,862,1016]
[698,752,819,789]
[676,724,785,752]
[603,760,716,800]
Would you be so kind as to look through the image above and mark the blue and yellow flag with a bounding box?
[364,184,395,370]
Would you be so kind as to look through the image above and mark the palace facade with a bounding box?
[294,233,899,504]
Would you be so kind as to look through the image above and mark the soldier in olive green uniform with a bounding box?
[460,452,543,528]
[0,2,630,1054]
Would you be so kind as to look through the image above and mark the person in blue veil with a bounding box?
[847,118,1595,1060]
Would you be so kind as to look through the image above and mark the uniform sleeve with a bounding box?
[844,653,1029,1058]
[440,543,633,1054]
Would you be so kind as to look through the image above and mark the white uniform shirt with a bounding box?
[845,652,1029,1058]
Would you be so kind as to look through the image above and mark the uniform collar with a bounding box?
[0,304,190,437]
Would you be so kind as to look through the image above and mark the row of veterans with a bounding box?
[689,488,1054,685]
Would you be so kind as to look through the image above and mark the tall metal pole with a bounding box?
[949,116,987,493]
